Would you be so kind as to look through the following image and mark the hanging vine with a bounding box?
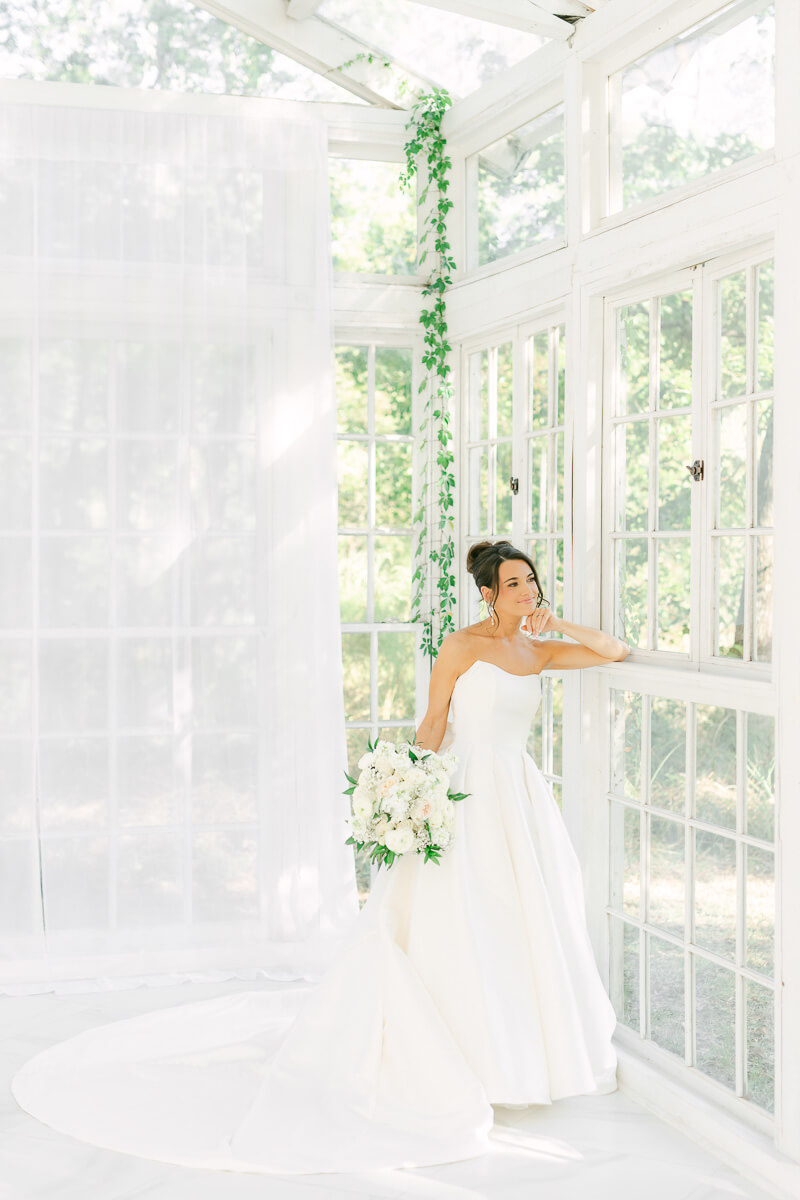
[329,58,457,659]
[398,87,456,660]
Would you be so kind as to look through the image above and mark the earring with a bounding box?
[487,600,496,626]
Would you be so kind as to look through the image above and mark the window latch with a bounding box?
[685,459,704,482]
[510,476,519,495]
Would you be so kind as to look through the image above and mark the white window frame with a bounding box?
[334,327,423,892]
[463,100,568,277]
[449,70,567,282]
[701,241,775,669]
[578,0,777,235]
[456,310,569,807]
[327,142,424,285]
[606,677,777,1135]
[601,242,774,678]
[602,263,701,665]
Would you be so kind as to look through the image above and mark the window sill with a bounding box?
[591,655,774,706]
[587,149,777,239]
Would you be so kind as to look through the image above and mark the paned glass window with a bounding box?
[336,342,416,900]
[329,159,418,276]
[611,285,694,654]
[607,249,773,666]
[608,687,775,1114]
[0,0,363,101]
[609,0,775,212]
[469,104,566,268]
[463,321,566,808]
[713,259,774,662]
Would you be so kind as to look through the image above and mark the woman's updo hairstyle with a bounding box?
[466,539,546,614]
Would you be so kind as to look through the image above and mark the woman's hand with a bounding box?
[521,607,561,638]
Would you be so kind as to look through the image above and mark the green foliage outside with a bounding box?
[611,689,776,1111]
[0,0,357,99]
[329,161,418,274]
[622,126,764,210]
[615,264,773,661]
[477,109,565,264]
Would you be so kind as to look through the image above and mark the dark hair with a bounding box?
[466,539,547,612]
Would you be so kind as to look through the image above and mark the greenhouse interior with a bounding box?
[1,0,798,1196]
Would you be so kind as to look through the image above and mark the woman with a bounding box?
[11,539,630,1175]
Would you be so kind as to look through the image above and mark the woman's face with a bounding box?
[484,559,540,618]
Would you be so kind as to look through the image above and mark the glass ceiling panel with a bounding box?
[317,0,547,98]
[0,0,367,104]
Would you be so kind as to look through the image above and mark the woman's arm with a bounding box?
[412,634,465,752]
[530,615,631,671]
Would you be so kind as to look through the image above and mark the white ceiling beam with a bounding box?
[397,0,575,39]
[443,37,568,149]
[192,0,407,106]
[535,0,596,16]
[286,0,324,17]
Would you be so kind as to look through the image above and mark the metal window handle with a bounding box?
[685,459,704,481]
[510,476,519,494]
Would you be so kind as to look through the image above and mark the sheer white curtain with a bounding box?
[0,93,358,995]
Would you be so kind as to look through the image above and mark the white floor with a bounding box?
[1,980,776,1200]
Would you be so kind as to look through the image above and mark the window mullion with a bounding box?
[697,263,713,665]
[489,346,497,535]
[648,298,658,653]
[744,265,757,663]
[367,345,376,745]
[512,326,524,549]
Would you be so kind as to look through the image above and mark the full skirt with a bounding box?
[11,747,618,1174]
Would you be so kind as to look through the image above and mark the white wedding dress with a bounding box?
[11,658,618,1174]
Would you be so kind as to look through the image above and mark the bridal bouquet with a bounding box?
[343,737,470,869]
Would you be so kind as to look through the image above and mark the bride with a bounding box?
[11,538,631,1175]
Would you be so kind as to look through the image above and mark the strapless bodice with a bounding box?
[444,659,542,754]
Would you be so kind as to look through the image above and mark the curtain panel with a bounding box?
[0,95,358,995]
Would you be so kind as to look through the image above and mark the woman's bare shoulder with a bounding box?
[451,623,489,644]
[436,627,491,674]
[436,629,482,672]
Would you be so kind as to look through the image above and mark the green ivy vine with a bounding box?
[330,57,458,660]
[398,88,457,660]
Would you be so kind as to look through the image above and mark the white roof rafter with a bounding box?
[194,0,411,106]
[196,0,603,115]
[286,0,324,16]
[389,0,576,39]
[288,0,598,34]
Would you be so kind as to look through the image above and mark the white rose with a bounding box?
[404,766,428,792]
[384,825,415,854]
[374,742,398,769]
[410,796,436,822]
[382,789,409,820]
[431,750,456,780]
[424,791,448,821]
[352,790,373,818]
